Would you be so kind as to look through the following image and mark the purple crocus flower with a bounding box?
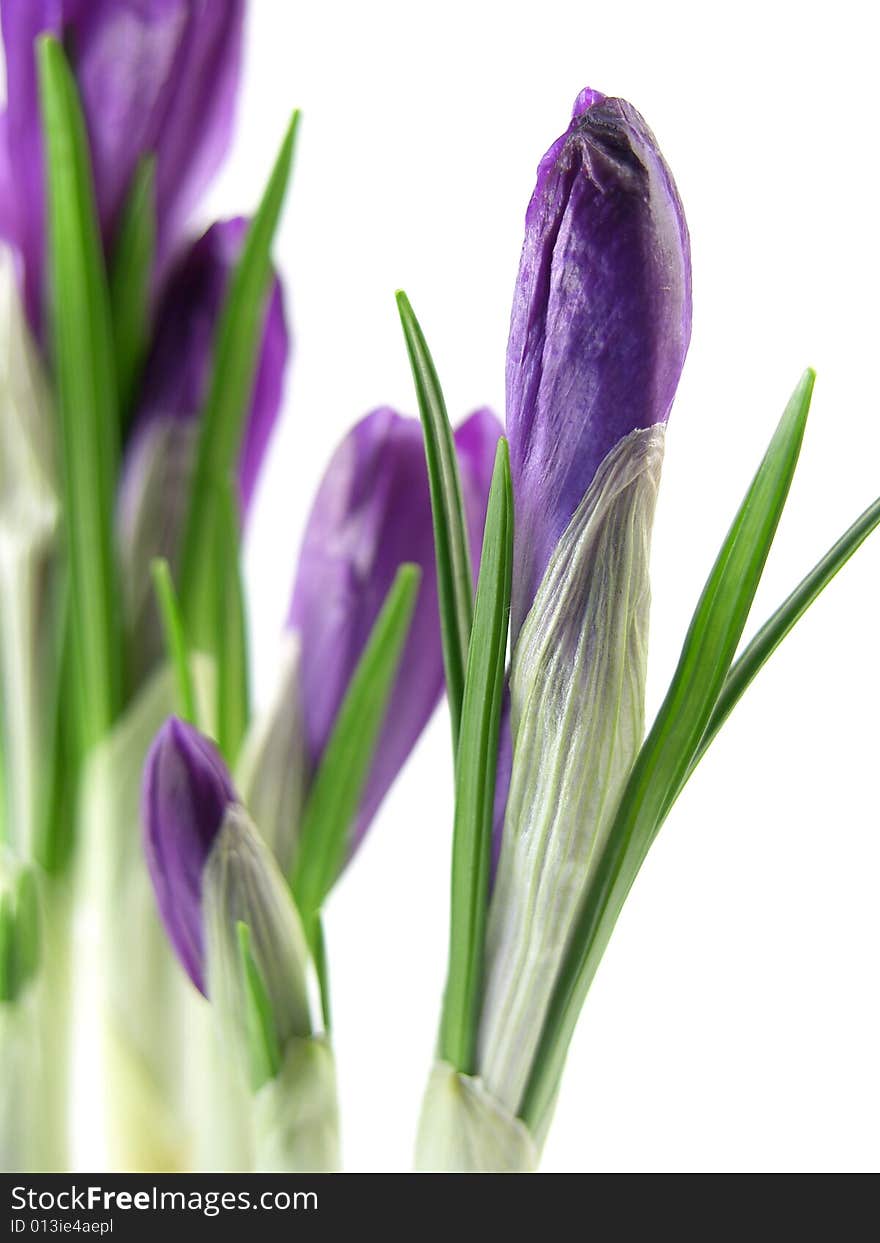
[473,89,693,1117]
[143,716,238,994]
[117,217,287,684]
[129,215,288,513]
[288,405,501,855]
[0,0,244,334]
[507,87,691,637]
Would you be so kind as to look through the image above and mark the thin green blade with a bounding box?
[237,920,282,1090]
[520,368,815,1131]
[292,564,421,936]
[38,36,122,753]
[440,439,513,1074]
[109,155,155,422]
[214,483,250,765]
[179,112,299,645]
[691,491,880,773]
[396,291,473,751]
[150,559,197,725]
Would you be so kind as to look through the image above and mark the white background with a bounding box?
[200,0,878,1172]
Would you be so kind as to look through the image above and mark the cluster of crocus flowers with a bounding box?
[0,0,293,1172]
[141,403,499,1169]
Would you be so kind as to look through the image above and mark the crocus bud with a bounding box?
[132,217,288,514]
[202,803,312,1087]
[0,0,244,333]
[476,89,692,1122]
[507,88,691,638]
[236,634,307,879]
[143,715,337,1168]
[143,716,237,995]
[118,218,288,684]
[143,718,315,1067]
[287,405,501,860]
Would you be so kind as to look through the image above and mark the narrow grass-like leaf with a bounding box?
[109,156,155,422]
[150,558,196,725]
[214,483,249,765]
[38,36,122,753]
[39,631,76,875]
[313,916,332,1034]
[0,687,6,845]
[237,920,282,1090]
[292,564,421,937]
[396,291,473,751]
[520,369,815,1131]
[13,868,40,987]
[0,892,14,1002]
[179,112,299,646]
[690,492,880,774]
[440,439,513,1074]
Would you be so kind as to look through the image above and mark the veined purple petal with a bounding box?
[288,406,502,855]
[0,0,243,333]
[507,88,691,637]
[130,216,289,515]
[142,716,238,994]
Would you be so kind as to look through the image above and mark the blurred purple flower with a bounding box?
[143,716,238,994]
[507,87,691,637]
[128,215,288,514]
[288,406,501,856]
[116,218,287,685]
[0,0,244,333]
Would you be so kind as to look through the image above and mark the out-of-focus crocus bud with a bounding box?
[143,717,237,995]
[283,405,501,867]
[143,716,338,1170]
[202,804,313,1085]
[236,635,307,880]
[475,89,692,1124]
[0,0,244,334]
[118,218,288,684]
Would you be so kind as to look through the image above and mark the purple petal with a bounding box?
[288,406,503,856]
[142,716,238,994]
[0,0,243,334]
[507,88,692,637]
[131,216,289,515]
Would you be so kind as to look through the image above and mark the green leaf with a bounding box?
[150,559,197,725]
[0,892,14,1003]
[396,291,474,752]
[440,439,513,1074]
[109,156,155,422]
[0,865,41,1003]
[38,36,122,754]
[179,112,299,647]
[313,915,332,1034]
[214,483,249,765]
[519,368,815,1132]
[12,867,40,988]
[237,920,282,1091]
[292,564,421,935]
[690,491,880,775]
